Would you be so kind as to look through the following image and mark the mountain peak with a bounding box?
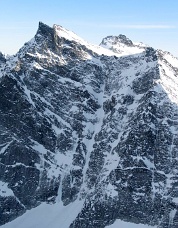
[36,21,54,37]
[100,34,133,47]
[100,34,148,55]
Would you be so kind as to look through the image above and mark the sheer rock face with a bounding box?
[0,52,6,64]
[0,22,178,227]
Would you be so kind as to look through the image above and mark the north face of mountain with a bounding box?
[0,22,178,228]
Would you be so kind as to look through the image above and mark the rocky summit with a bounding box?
[0,22,178,228]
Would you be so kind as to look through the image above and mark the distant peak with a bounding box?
[99,34,148,55]
[100,34,133,47]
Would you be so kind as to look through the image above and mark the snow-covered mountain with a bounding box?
[0,22,178,228]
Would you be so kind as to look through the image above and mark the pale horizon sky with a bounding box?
[0,0,178,57]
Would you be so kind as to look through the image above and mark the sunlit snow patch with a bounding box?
[106,219,157,228]
[2,200,84,228]
[0,181,14,197]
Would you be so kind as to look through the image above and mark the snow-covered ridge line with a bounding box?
[54,24,120,57]
[53,24,146,57]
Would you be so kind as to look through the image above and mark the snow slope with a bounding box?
[106,220,156,228]
[2,200,84,228]
[2,200,157,228]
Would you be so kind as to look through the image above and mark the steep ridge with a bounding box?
[0,52,6,78]
[0,52,6,64]
[0,22,178,228]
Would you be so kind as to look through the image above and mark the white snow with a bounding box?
[54,24,88,47]
[56,172,64,203]
[23,85,36,108]
[0,198,158,228]
[159,50,178,68]
[44,108,71,129]
[100,36,146,56]
[158,75,178,105]
[133,42,149,48]
[169,209,177,226]
[0,141,13,155]
[106,220,156,228]
[106,183,118,197]
[80,86,105,195]
[0,181,14,197]
[157,50,178,105]
[30,139,48,155]
[172,198,178,204]
[27,49,66,67]
[142,157,155,169]
[2,200,84,228]
[54,24,126,57]
[54,151,73,170]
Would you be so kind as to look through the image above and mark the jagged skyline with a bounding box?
[0,0,177,57]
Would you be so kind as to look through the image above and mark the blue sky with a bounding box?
[0,0,178,57]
